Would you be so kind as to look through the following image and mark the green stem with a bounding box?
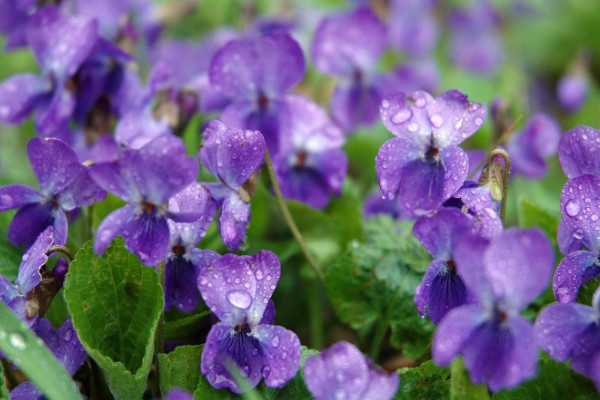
[152,261,166,397]
[46,245,74,261]
[264,149,324,282]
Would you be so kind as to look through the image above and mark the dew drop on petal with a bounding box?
[391,109,411,124]
[227,290,252,309]
[240,363,250,378]
[430,114,444,128]
[381,99,389,108]
[565,200,581,217]
[334,388,347,400]
[261,365,271,378]
[271,335,280,348]
[254,269,264,280]
[62,329,73,342]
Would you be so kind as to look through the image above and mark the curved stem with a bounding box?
[484,148,511,221]
[46,245,74,261]
[264,149,324,282]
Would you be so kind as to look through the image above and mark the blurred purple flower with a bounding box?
[198,251,301,393]
[303,341,399,400]
[388,0,438,57]
[557,74,588,112]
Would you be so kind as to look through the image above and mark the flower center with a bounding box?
[296,151,307,167]
[447,260,455,270]
[258,93,269,109]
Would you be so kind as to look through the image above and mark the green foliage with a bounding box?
[0,360,8,399]
[159,345,205,395]
[0,234,21,281]
[325,215,433,360]
[517,198,560,249]
[395,360,450,400]
[64,237,163,400]
[450,358,490,400]
[0,301,82,400]
[577,275,600,307]
[492,354,598,400]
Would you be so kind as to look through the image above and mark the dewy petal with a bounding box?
[433,304,485,366]
[0,73,50,124]
[0,184,43,212]
[201,322,263,393]
[52,208,68,245]
[311,7,386,76]
[209,38,261,99]
[331,81,381,132]
[414,208,473,259]
[303,341,370,400]
[59,167,106,209]
[361,363,400,400]
[27,5,98,78]
[379,91,435,144]
[560,175,600,253]
[36,318,87,376]
[27,137,82,196]
[215,128,265,189]
[535,302,596,361]
[375,137,421,200]
[253,324,301,388]
[89,158,139,203]
[168,183,217,248]
[462,316,537,391]
[129,136,199,205]
[557,218,584,256]
[94,205,136,256]
[219,191,251,251]
[121,211,170,266]
[558,125,600,179]
[114,108,171,150]
[8,202,54,247]
[165,255,200,312]
[428,90,487,147]
[15,226,53,294]
[484,228,554,311]
[247,251,281,326]
[552,250,599,303]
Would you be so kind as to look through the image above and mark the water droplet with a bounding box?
[556,287,571,302]
[391,109,411,124]
[593,215,599,222]
[62,329,73,342]
[381,99,389,108]
[227,290,252,309]
[407,122,419,132]
[573,229,584,240]
[254,269,264,280]
[334,388,347,400]
[261,365,271,378]
[475,117,484,126]
[430,114,444,128]
[9,332,26,351]
[240,364,250,378]
[565,200,581,217]
[271,335,280,348]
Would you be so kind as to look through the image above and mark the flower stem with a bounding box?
[264,149,324,282]
[46,245,74,261]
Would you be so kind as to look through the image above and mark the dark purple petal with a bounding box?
[362,193,403,220]
[535,302,596,361]
[560,175,600,253]
[219,191,251,251]
[303,341,369,400]
[201,322,263,393]
[34,87,76,136]
[259,300,276,325]
[164,388,194,400]
[427,90,487,146]
[168,183,217,248]
[0,274,19,303]
[311,7,386,76]
[9,382,42,400]
[462,316,537,391]
[0,185,42,212]
[165,255,200,312]
[558,126,600,179]
[0,73,50,124]
[27,137,82,196]
[552,251,598,303]
[129,136,199,205]
[253,324,301,388]
[8,202,53,247]
[484,228,554,311]
[16,226,53,294]
[422,260,470,325]
[570,323,600,377]
[122,211,170,266]
[94,205,136,256]
[28,5,97,78]
[361,363,400,400]
[414,208,473,259]
[39,318,87,376]
[331,82,381,132]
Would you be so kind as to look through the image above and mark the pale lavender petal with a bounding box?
[388,0,438,57]
[557,218,583,255]
[0,73,50,124]
[209,39,259,99]
[552,251,598,303]
[28,137,82,195]
[535,302,596,361]
[375,137,420,200]
[379,91,435,144]
[122,211,170,266]
[168,183,217,248]
[94,205,136,256]
[383,59,439,95]
[16,226,53,294]
[248,251,281,326]
[303,341,369,400]
[8,203,53,247]
[558,126,600,179]
[219,191,250,251]
[560,175,600,253]
[462,316,537,391]
[59,167,106,209]
[52,208,68,245]
[413,208,473,259]
[427,90,487,147]
[570,324,600,377]
[164,388,194,400]
[484,228,554,310]
[114,108,171,149]
[0,275,19,303]
[433,305,482,365]
[311,7,386,76]
[0,185,43,212]
[253,324,301,388]
[362,363,400,400]
[89,158,139,203]
[472,208,503,239]
[453,235,494,306]
[558,74,588,112]
[28,5,97,78]
[215,128,265,189]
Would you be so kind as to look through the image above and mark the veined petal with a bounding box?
[253,324,301,388]
[552,250,599,303]
[560,175,600,253]
[121,210,170,266]
[165,255,200,312]
[16,226,53,294]
[558,125,600,179]
[0,185,42,212]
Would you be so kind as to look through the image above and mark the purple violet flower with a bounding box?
[388,0,438,57]
[209,31,305,152]
[558,125,600,179]
[433,228,554,391]
[362,192,404,220]
[165,183,219,312]
[198,121,266,251]
[161,388,194,400]
[0,5,98,136]
[414,208,477,324]
[0,137,105,247]
[90,136,199,266]
[0,0,36,50]
[553,174,600,303]
[557,73,589,113]
[376,89,487,217]
[311,7,387,132]
[0,227,54,327]
[272,94,347,209]
[198,251,301,393]
[535,285,600,388]
[303,341,399,400]
[506,113,561,179]
[10,318,88,400]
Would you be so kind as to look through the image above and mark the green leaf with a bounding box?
[517,198,559,249]
[395,360,450,400]
[64,237,163,400]
[164,310,211,341]
[159,345,204,395]
[0,359,9,399]
[450,358,489,400]
[0,235,22,281]
[492,354,597,400]
[0,302,82,400]
[577,275,600,306]
[325,216,434,360]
